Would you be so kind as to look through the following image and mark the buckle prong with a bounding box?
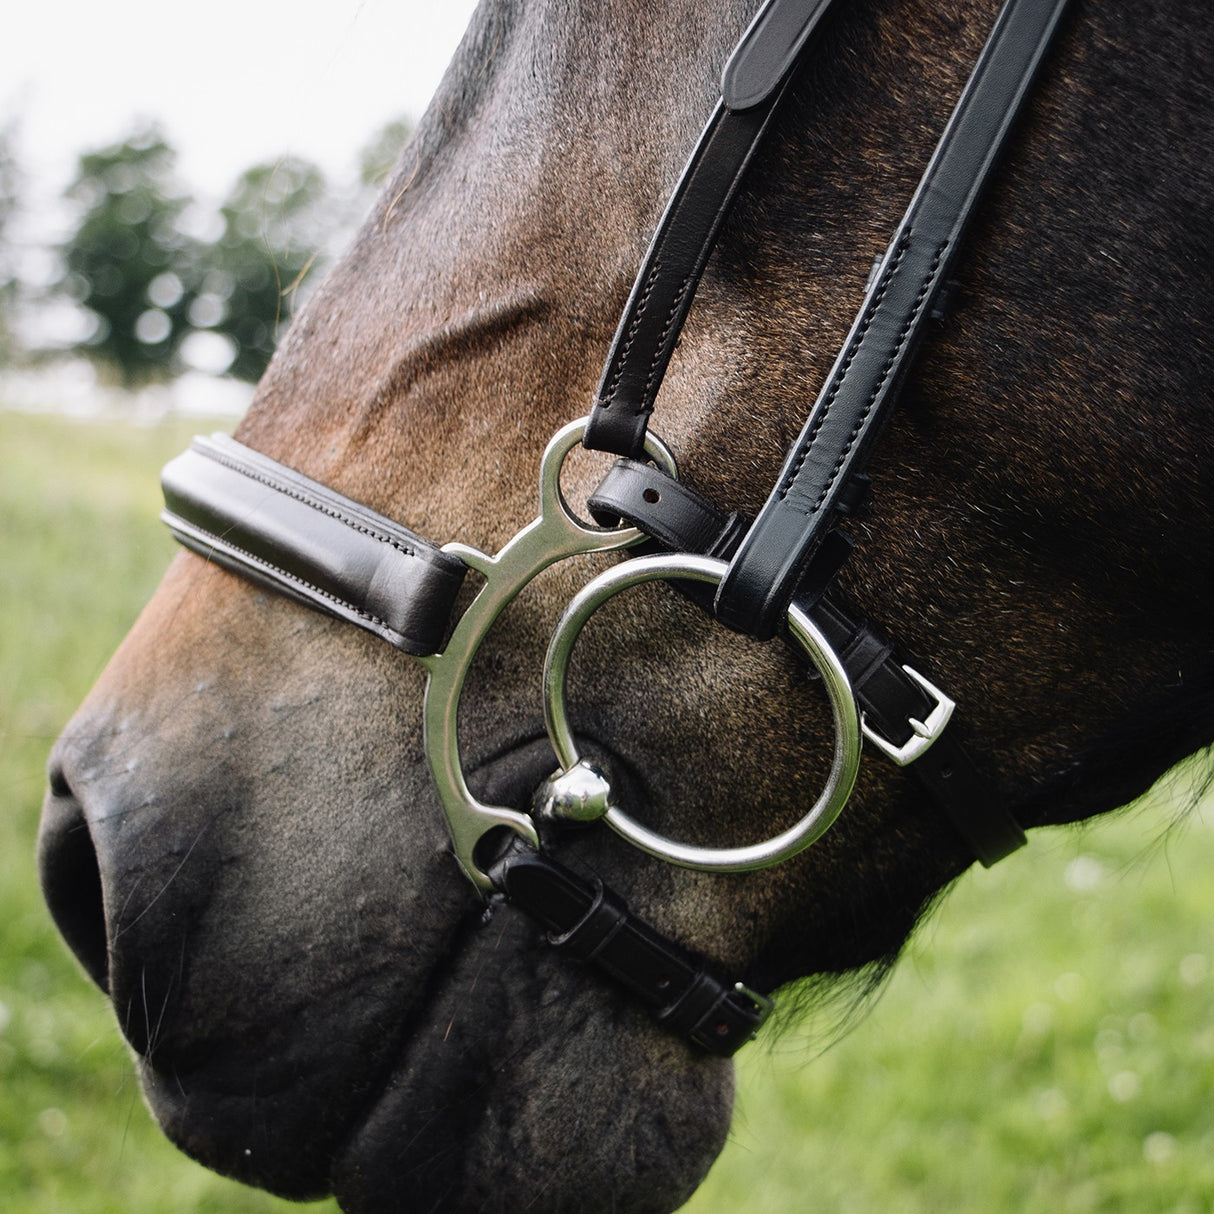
[862,664,955,766]
[734,982,775,1025]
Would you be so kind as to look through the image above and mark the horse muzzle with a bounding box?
[36,649,737,1211]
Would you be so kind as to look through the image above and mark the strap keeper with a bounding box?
[722,0,838,111]
[546,880,629,962]
[658,970,725,1033]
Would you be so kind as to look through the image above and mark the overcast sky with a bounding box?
[6,0,480,202]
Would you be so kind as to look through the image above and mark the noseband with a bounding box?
[160,0,1069,1055]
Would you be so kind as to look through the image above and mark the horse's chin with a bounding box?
[135,901,734,1214]
[329,908,736,1214]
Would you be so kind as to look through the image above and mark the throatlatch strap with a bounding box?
[488,838,771,1055]
[584,0,841,457]
[161,434,466,656]
[717,0,1072,637]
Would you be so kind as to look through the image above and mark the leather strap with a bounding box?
[584,0,841,457]
[717,0,1072,637]
[160,435,466,657]
[723,0,838,111]
[487,838,771,1055]
[812,600,1026,865]
[589,458,1026,865]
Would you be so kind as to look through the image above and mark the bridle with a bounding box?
[159,0,1069,1055]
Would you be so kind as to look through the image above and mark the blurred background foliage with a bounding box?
[61,129,199,385]
[0,121,23,365]
[1,114,412,390]
[209,156,331,382]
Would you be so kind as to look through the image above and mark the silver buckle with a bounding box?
[861,665,955,767]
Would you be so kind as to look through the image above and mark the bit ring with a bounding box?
[542,553,861,871]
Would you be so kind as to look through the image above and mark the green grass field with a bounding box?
[2,409,1212,1212]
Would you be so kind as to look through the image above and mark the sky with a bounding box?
[6,0,481,203]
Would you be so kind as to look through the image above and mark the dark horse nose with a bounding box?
[38,761,110,992]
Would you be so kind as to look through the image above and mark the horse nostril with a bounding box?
[38,769,110,993]
[48,764,72,799]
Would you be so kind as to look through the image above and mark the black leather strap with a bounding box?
[811,600,1026,866]
[588,457,751,558]
[723,0,838,111]
[716,0,1072,637]
[584,0,841,457]
[589,459,1026,865]
[487,838,771,1055]
[160,435,466,656]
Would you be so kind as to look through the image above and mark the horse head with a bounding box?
[38,1,1213,1210]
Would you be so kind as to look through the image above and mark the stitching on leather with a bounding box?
[777,232,911,502]
[780,234,949,515]
[171,516,403,638]
[599,259,663,409]
[642,272,693,409]
[198,444,422,560]
[803,238,949,513]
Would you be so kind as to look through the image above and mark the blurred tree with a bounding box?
[205,157,329,383]
[358,117,414,189]
[0,122,24,365]
[52,121,412,388]
[59,125,199,385]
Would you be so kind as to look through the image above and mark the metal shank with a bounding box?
[542,553,862,870]
[417,418,676,890]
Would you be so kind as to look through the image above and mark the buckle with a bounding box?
[862,664,955,766]
[734,982,776,1029]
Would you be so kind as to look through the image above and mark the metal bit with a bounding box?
[531,759,614,824]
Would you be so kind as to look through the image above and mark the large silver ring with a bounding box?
[542,553,862,871]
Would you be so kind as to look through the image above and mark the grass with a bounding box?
[0,409,337,1212]
[685,787,1214,1213]
[2,408,1212,1212]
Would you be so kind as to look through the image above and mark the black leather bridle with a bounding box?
[159,0,1070,1056]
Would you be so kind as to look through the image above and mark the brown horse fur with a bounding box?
[37,1,1213,1210]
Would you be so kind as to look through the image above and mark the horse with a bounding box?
[37,0,1213,1210]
